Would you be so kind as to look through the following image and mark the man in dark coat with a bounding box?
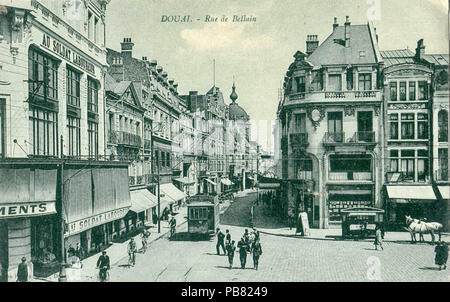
[237,237,248,269]
[252,239,263,270]
[216,228,226,255]
[227,240,236,269]
[17,257,28,282]
[96,251,110,281]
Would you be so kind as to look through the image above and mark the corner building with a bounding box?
[278,17,384,228]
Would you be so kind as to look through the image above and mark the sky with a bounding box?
[106,0,448,151]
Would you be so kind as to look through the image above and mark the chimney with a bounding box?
[374,27,379,43]
[344,16,351,47]
[121,38,134,57]
[306,35,319,56]
[142,56,148,61]
[333,17,338,31]
[415,39,425,60]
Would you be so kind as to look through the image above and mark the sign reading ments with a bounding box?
[0,202,57,218]
[66,207,129,236]
[41,33,96,76]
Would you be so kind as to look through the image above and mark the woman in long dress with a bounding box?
[374,226,383,251]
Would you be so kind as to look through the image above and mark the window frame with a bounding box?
[66,66,81,108]
[358,73,372,91]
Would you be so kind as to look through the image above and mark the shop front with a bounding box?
[160,183,187,211]
[0,165,58,281]
[437,186,450,231]
[385,185,438,228]
[63,164,131,258]
[129,189,158,231]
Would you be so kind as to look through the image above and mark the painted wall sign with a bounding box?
[0,202,56,218]
[41,33,96,76]
[65,207,129,236]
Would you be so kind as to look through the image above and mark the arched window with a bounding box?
[438,110,448,142]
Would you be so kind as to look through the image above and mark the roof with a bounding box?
[308,24,378,66]
[423,54,449,66]
[228,102,249,121]
[380,49,415,67]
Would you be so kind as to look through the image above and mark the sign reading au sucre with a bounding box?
[65,207,129,236]
[41,33,96,76]
[0,202,57,218]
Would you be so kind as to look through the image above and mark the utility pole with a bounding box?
[157,156,161,233]
[256,145,260,205]
[58,135,67,282]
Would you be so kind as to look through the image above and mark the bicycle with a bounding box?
[97,266,110,282]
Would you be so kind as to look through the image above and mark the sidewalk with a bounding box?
[34,206,187,282]
[253,202,450,243]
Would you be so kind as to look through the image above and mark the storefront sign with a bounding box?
[66,207,129,236]
[41,33,96,76]
[0,202,56,218]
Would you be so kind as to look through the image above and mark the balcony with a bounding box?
[289,133,309,148]
[117,131,142,148]
[324,132,376,146]
[108,130,118,144]
[285,90,381,106]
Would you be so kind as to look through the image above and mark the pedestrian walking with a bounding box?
[225,229,231,255]
[216,228,226,255]
[227,240,236,269]
[252,239,263,270]
[374,225,383,250]
[435,241,449,270]
[16,257,28,282]
[237,237,248,269]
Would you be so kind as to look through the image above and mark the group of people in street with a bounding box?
[216,228,263,270]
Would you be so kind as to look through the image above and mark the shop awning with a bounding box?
[205,178,217,186]
[386,186,436,200]
[160,183,186,202]
[438,186,449,199]
[258,183,280,189]
[174,177,195,186]
[221,178,233,186]
[129,189,157,213]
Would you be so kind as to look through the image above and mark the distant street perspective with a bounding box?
[0,0,448,283]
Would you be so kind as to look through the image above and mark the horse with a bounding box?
[404,216,443,244]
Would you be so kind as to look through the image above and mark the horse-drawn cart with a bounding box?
[341,207,385,239]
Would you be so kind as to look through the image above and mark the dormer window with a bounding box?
[359,51,365,57]
[358,73,371,91]
[295,76,306,93]
[328,74,342,91]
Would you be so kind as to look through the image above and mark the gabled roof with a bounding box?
[380,49,415,67]
[308,24,378,66]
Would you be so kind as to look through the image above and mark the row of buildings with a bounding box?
[275,17,449,230]
[0,0,258,281]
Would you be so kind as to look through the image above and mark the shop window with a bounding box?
[28,48,59,102]
[358,73,371,91]
[329,154,371,172]
[390,82,397,101]
[29,107,59,156]
[88,78,98,113]
[67,116,81,157]
[438,110,448,142]
[409,82,416,100]
[88,121,98,158]
[399,82,406,101]
[66,66,81,107]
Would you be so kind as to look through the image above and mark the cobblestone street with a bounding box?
[104,194,449,282]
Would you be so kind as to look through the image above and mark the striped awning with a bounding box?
[386,185,436,200]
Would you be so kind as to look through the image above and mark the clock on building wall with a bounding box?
[307,106,325,130]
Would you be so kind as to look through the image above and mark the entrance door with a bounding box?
[357,111,373,142]
[0,221,7,282]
